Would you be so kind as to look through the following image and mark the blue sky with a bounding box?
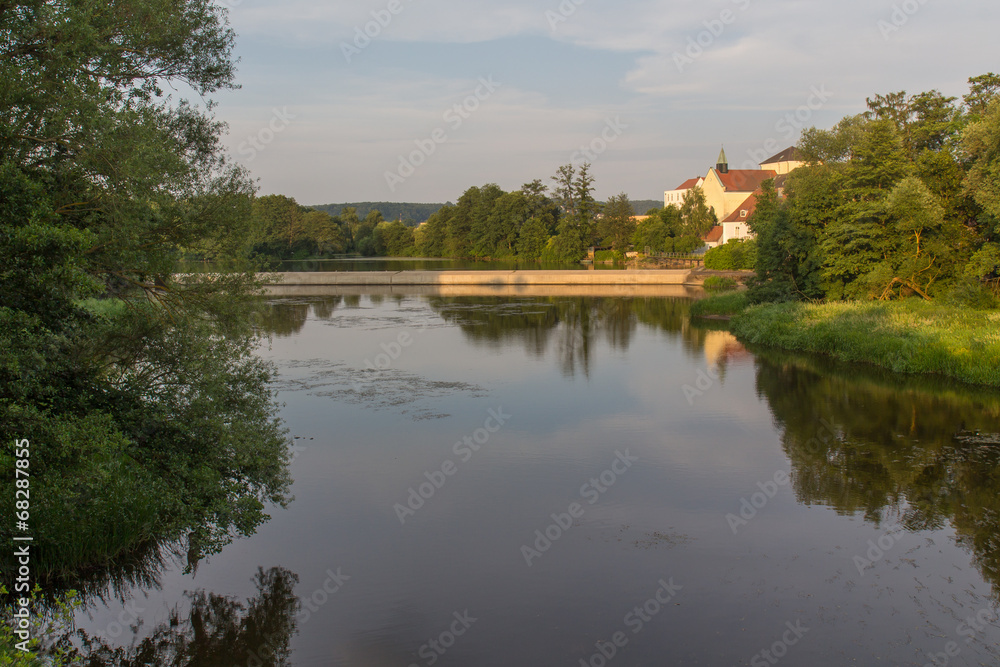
[209,0,999,205]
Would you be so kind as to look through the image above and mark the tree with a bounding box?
[679,186,716,237]
[301,209,346,255]
[0,0,291,578]
[517,216,551,259]
[417,204,454,257]
[964,73,1000,119]
[599,193,636,253]
[574,162,599,237]
[550,164,577,218]
[252,194,305,256]
[374,220,416,256]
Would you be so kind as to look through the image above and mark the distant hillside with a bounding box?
[630,199,663,215]
[309,202,447,226]
[310,199,662,224]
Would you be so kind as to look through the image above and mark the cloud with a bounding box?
[213,0,1000,203]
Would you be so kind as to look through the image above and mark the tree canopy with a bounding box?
[749,75,1000,305]
[1,0,291,581]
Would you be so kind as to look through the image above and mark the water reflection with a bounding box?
[753,346,1000,596]
[256,293,741,379]
[74,567,299,666]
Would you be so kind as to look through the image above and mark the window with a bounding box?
[740,210,747,217]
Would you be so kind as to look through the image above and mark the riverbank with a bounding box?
[267,269,706,287]
[694,294,1000,387]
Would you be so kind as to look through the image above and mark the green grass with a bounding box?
[702,276,739,291]
[729,299,1000,387]
[690,291,749,318]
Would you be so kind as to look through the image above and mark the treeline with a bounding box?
[389,164,715,260]
[309,201,445,226]
[248,195,412,258]
[748,74,1000,305]
[249,165,715,261]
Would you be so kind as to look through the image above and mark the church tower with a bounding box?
[716,146,729,174]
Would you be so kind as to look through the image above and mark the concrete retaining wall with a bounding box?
[268,270,701,287]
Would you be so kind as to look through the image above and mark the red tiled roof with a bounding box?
[672,177,703,191]
[722,193,758,223]
[703,226,723,242]
[715,169,776,192]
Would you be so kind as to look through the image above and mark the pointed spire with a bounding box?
[716,146,729,174]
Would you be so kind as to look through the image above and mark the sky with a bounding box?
[206,0,999,206]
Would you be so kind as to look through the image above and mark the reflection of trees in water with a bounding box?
[256,297,344,337]
[753,347,1000,596]
[255,295,742,378]
[427,297,723,377]
[73,567,299,666]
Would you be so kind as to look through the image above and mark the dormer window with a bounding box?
[740,210,748,218]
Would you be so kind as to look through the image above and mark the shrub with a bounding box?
[703,276,738,291]
[704,239,756,270]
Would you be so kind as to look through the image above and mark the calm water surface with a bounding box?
[75,290,1000,666]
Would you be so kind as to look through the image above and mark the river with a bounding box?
[72,288,1000,666]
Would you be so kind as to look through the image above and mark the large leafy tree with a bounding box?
[0,0,291,580]
[599,192,635,253]
[678,186,716,237]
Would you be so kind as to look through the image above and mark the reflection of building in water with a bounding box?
[702,329,750,369]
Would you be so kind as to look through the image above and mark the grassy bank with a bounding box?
[690,291,749,318]
[693,294,1000,387]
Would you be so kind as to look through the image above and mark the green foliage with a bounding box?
[690,291,749,318]
[702,276,739,291]
[373,220,416,256]
[598,193,636,252]
[754,76,1000,304]
[731,300,1000,386]
[672,235,705,254]
[251,194,345,259]
[679,187,717,237]
[310,201,444,224]
[704,239,756,270]
[593,250,624,262]
[1,585,79,666]
[0,0,292,581]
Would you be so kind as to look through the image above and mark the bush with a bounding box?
[704,239,756,270]
[594,250,624,262]
[703,276,738,291]
[690,291,750,318]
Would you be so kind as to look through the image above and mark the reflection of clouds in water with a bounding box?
[273,359,486,420]
[318,314,449,332]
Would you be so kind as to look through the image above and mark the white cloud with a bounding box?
[213,0,1000,203]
